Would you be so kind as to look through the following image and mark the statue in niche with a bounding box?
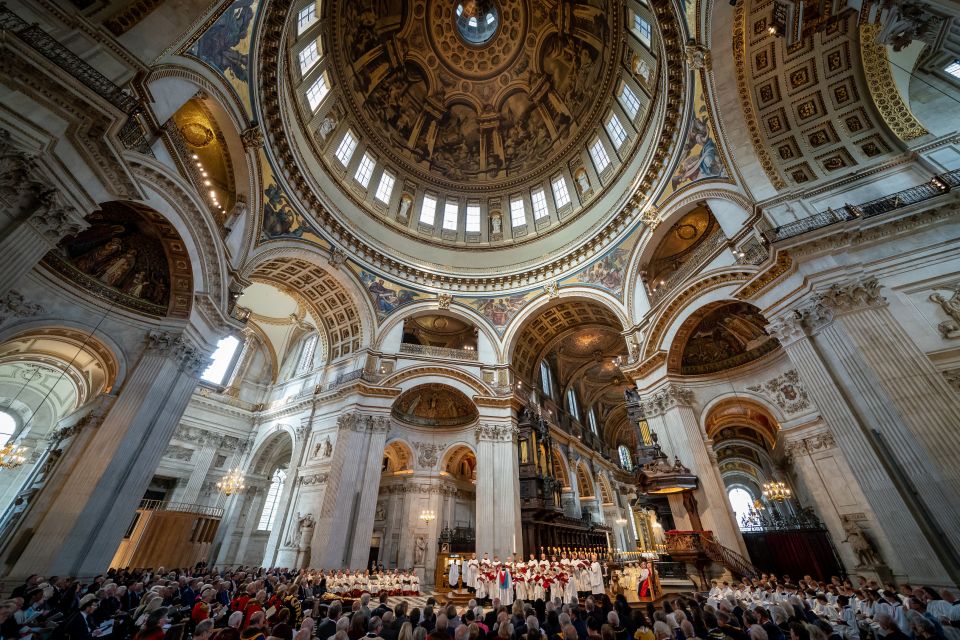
[842,519,882,567]
[284,513,301,547]
[490,212,502,235]
[414,535,427,565]
[375,502,386,521]
[397,194,412,222]
[314,436,333,458]
[574,168,591,196]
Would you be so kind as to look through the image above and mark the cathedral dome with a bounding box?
[268,0,684,280]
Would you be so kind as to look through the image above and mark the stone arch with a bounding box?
[0,326,122,441]
[43,200,195,319]
[504,293,629,386]
[247,426,296,475]
[666,300,780,376]
[441,443,478,482]
[376,302,503,362]
[383,439,414,473]
[380,366,495,397]
[703,396,782,449]
[391,383,479,428]
[640,273,754,363]
[576,461,595,499]
[597,473,615,505]
[127,160,232,315]
[243,252,369,362]
[551,446,571,489]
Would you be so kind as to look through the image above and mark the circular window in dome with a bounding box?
[455,1,499,45]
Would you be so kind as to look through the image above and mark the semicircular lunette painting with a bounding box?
[44,201,192,318]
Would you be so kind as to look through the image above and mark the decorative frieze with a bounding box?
[381,482,466,497]
[474,423,517,442]
[300,473,328,486]
[746,369,811,414]
[338,412,390,434]
[638,384,694,417]
[818,277,886,315]
[0,290,44,326]
[164,444,194,461]
[413,441,445,468]
[784,431,837,458]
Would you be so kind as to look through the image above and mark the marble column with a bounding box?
[311,413,389,569]
[1,330,208,578]
[641,384,746,556]
[0,135,89,302]
[475,423,522,557]
[178,439,218,505]
[768,277,960,585]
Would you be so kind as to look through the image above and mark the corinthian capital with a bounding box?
[27,201,89,242]
[338,412,390,434]
[640,383,694,417]
[817,276,886,315]
[475,423,516,442]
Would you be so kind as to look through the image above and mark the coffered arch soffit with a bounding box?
[507,297,628,385]
[731,1,903,191]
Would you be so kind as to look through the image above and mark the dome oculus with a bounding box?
[455,1,499,45]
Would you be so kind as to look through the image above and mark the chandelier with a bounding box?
[762,481,792,502]
[0,442,28,470]
[419,508,436,524]
[217,467,246,495]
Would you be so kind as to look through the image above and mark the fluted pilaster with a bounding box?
[769,276,960,584]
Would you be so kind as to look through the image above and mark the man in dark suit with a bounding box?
[373,596,393,619]
[57,594,99,640]
[317,603,340,640]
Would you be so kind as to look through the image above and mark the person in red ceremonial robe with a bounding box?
[638,561,652,600]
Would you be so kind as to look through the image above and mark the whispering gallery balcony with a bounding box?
[763,168,960,243]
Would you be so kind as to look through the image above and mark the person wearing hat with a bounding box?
[133,608,169,640]
[56,594,98,640]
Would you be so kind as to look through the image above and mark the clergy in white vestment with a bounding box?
[449,560,460,590]
[588,554,605,596]
[466,554,479,590]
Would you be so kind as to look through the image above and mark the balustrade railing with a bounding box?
[0,5,151,152]
[137,499,224,518]
[763,169,959,243]
[399,342,479,361]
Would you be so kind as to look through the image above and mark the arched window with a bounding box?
[297,333,318,374]
[0,410,16,447]
[727,486,754,528]
[539,361,553,397]
[618,445,633,471]
[587,408,599,435]
[202,335,241,385]
[258,469,287,531]
[566,388,580,421]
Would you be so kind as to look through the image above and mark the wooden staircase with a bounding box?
[665,530,759,586]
